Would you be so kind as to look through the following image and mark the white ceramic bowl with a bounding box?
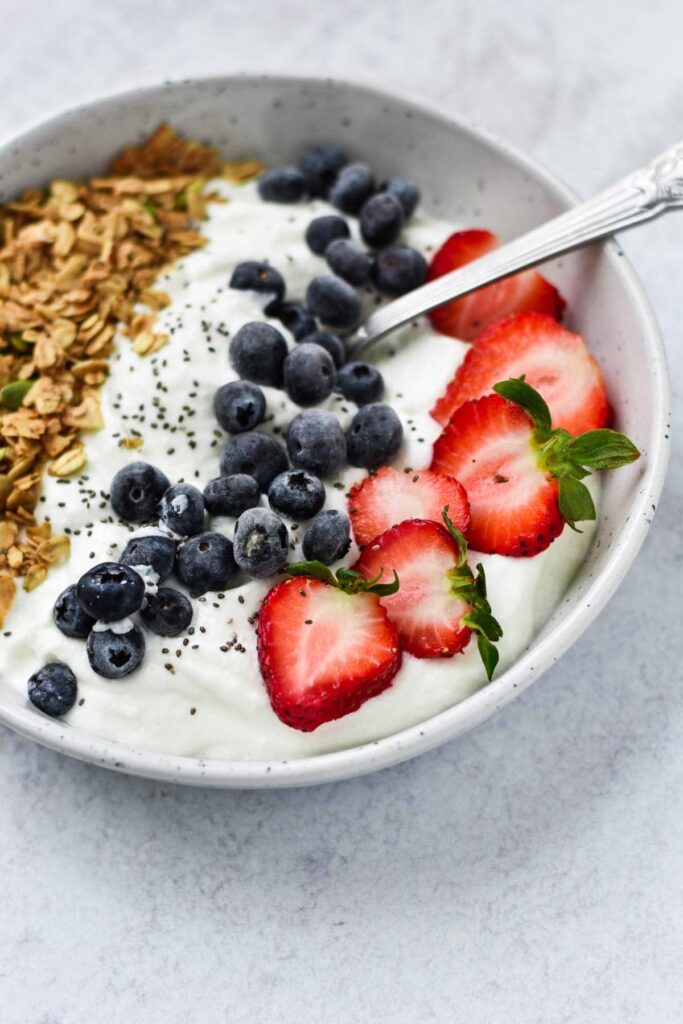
[0,76,670,787]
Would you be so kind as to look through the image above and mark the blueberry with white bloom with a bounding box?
[337,362,385,406]
[283,342,336,407]
[373,243,427,297]
[176,532,239,594]
[86,625,145,680]
[159,483,205,537]
[110,461,170,523]
[53,585,96,639]
[325,238,373,287]
[233,507,290,578]
[229,321,288,388]
[299,329,346,369]
[258,167,308,203]
[229,261,285,310]
[359,192,404,248]
[287,410,346,478]
[272,301,317,341]
[219,432,288,490]
[213,380,266,434]
[203,474,260,518]
[28,663,78,717]
[302,510,351,565]
[329,162,376,214]
[140,588,193,637]
[305,215,350,256]
[77,562,145,622]
[384,176,421,218]
[119,534,176,583]
[268,469,325,520]
[299,144,347,197]
[306,275,362,330]
[346,403,403,470]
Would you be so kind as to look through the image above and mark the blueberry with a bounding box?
[299,144,347,197]
[329,162,376,214]
[373,243,427,297]
[176,532,238,594]
[306,275,362,330]
[297,329,345,370]
[268,469,325,520]
[229,261,285,310]
[346,403,403,470]
[271,301,317,341]
[360,193,404,248]
[76,562,145,622]
[325,238,373,287]
[203,474,260,518]
[86,625,145,679]
[229,321,288,387]
[305,215,350,256]
[140,588,193,637]
[120,534,176,583]
[384,176,421,218]
[337,362,385,406]
[159,483,205,537]
[287,410,346,478]
[53,584,95,639]
[111,462,170,523]
[233,507,289,578]
[213,380,266,434]
[219,432,288,490]
[283,342,336,407]
[302,510,351,565]
[258,167,307,203]
[28,663,77,717]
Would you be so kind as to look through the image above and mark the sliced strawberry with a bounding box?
[257,576,401,732]
[431,393,564,556]
[354,519,472,658]
[348,467,470,547]
[426,229,566,341]
[431,312,610,435]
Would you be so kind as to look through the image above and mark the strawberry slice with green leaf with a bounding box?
[431,378,639,556]
[257,563,401,732]
[353,509,502,676]
[427,229,566,341]
[431,312,610,435]
[348,466,470,547]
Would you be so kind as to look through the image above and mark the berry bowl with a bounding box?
[0,76,669,787]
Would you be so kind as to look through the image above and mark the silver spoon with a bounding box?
[350,141,683,354]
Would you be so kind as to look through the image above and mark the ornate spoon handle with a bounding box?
[353,142,683,352]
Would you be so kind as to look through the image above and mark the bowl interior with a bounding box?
[0,76,669,786]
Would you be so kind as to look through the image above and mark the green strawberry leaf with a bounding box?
[557,476,596,529]
[493,377,552,437]
[566,429,640,469]
[286,561,399,597]
[441,506,468,565]
[336,566,400,597]
[443,508,503,679]
[1,379,34,410]
[476,633,500,681]
[286,560,338,586]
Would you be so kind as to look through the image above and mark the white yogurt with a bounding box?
[0,181,596,760]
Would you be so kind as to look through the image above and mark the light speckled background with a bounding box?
[1,2,682,1022]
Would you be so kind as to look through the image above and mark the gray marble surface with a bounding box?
[1,1,682,1021]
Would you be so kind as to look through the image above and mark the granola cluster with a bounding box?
[0,124,261,625]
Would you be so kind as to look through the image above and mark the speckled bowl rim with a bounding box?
[0,74,670,787]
